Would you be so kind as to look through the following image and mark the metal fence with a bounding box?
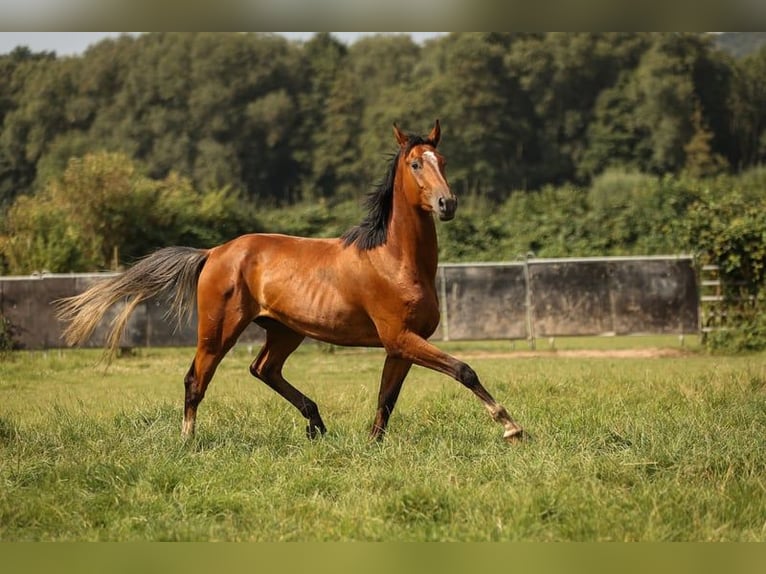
[0,255,698,350]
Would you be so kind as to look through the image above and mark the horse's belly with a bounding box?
[257,282,382,347]
[268,308,382,347]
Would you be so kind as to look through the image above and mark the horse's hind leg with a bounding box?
[183,351,222,438]
[249,323,326,438]
[182,302,251,438]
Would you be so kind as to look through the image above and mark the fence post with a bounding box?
[523,253,536,349]
[438,265,450,341]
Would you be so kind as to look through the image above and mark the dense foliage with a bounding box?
[1,32,764,209]
[0,32,765,349]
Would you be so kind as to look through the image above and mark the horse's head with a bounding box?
[393,119,457,221]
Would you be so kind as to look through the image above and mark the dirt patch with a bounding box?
[458,347,690,360]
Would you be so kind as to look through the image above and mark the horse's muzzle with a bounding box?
[437,196,457,221]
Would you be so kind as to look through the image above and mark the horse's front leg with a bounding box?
[370,356,412,441]
[386,331,526,443]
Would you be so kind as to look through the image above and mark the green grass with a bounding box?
[1,339,765,541]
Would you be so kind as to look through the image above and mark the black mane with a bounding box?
[342,135,432,250]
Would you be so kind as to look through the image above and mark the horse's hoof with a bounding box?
[503,428,529,444]
[369,431,385,443]
[306,423,327,439]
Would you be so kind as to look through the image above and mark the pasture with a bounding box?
[1,338,765,541]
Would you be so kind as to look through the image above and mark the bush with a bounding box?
[703,306,766,353]
[682,183,766,351]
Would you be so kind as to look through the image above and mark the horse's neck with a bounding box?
[387,182,439,281]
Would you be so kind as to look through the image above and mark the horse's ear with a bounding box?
[393,123,409,148]
[427,119,441,147]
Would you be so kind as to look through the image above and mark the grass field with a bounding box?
[1,337,765,541]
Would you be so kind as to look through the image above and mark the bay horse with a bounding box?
[56,120,525,443]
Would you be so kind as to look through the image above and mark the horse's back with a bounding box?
[201,233,381,345]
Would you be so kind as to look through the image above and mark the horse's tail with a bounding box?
[56,246,209,354]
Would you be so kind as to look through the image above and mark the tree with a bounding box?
[350,34,421,189]
[728,46,766,169]
[683,103,728,178]
[507,33,651,185]
[297,33,351,200]
[0,50,67,205]
[308,70,364,200]
[580,72,644,178]
[411,33,535,198]
[0,152,258,274]
[629,34,733,175]
[583,33,733,179]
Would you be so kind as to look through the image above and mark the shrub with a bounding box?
[682,184,766,351]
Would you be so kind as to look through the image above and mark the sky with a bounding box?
[0,32,446,56]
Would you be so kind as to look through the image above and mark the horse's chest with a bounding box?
[400,279,440,336]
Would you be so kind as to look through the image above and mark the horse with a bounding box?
[56,120,526,443]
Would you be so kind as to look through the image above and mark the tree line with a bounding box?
[1,32,765,209]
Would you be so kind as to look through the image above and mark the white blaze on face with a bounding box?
[422,150,447,185]
[422,150,440,171]
[419,149,453,216]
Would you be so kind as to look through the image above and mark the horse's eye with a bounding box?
[411,161,420,170]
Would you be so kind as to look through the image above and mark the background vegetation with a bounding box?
[0,32,764,349]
